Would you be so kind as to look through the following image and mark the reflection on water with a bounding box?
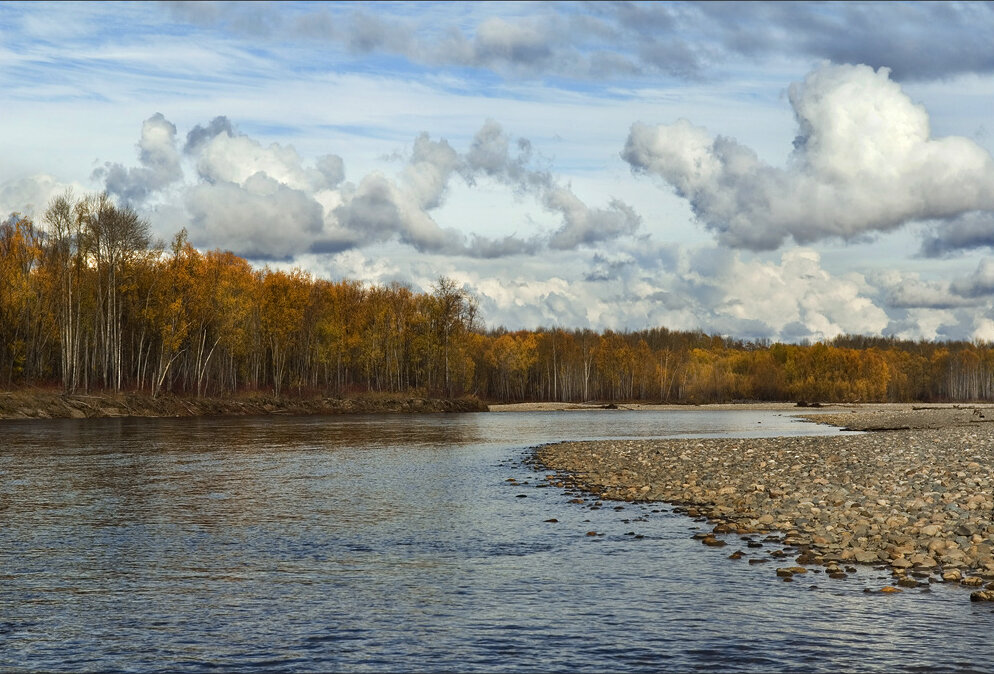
[1,410,993,672]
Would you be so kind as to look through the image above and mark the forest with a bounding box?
[4,190,994,404]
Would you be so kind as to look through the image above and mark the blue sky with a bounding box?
[3,1,994,342]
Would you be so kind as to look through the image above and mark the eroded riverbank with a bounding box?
[0,390,487,420]
[535,406,994,600]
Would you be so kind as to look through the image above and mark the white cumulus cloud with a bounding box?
[622,63,994,251]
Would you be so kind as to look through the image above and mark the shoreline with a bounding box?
[533,405,994,600]
[0,390,488,421]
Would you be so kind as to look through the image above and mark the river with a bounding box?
[1,410,992,672]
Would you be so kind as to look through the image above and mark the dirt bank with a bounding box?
[0,390,488,421]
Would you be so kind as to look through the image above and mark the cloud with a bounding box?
[623,63,994,251]
[93,113,183,203]
[195,130,343,193]
[0,174,77,219]
[95,114,639,260]
[545,190,640,250]
[470,17,554,70]
[450,241,890,340]
[683,248,890,341]
[183,115,234,154]
[871,270,976,310]
[457,120,639,254]
[404,132,461,209]
[951,258,994,299]
[185,175,326,260]
[920,211,994,257]
[160,2,994,83]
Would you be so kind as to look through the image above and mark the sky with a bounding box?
[2,1,994,343]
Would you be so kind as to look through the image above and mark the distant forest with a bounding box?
[3,191,994,404]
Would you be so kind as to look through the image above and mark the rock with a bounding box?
[970,590,994,602]
[880,586,902,593]
[533,417,994,599]
[854,550,878,564]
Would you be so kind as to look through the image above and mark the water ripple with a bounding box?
[2,411,993,672]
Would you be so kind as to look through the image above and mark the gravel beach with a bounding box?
[534,405,994,600]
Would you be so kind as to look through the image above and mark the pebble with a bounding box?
[535,406,994,601]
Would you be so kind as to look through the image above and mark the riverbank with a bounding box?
[0,390,488,421]
[534,404,994,600]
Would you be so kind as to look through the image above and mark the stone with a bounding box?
[854,550,878,563]
[970,590,994,602]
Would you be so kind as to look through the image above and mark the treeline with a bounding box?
[3,191,994,403]
[0,192,479,398]
[475,328,994,403]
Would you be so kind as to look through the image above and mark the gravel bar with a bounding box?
[534,406,994,600]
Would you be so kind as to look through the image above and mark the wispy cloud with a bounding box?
[157,1,994,83]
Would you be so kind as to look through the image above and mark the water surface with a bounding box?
[2,410,992,672]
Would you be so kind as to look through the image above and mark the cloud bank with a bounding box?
[88,114,640,261]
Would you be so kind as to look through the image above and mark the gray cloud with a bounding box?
[884,279,976,310]
[546,191,640,250]
[470,17,554,70]
[184,115,234,155]
[185,175,326,261]
[465,234,543,259]
[404,133,461,209]
[951,258,994,299]
[94,113,183,203]
[920,211,994,257]
[98,114,641,260]
[623,64,994,251]
[164,2,994,82]
[457,121,639,254]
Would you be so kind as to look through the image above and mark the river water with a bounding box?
[1,409,993,672]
